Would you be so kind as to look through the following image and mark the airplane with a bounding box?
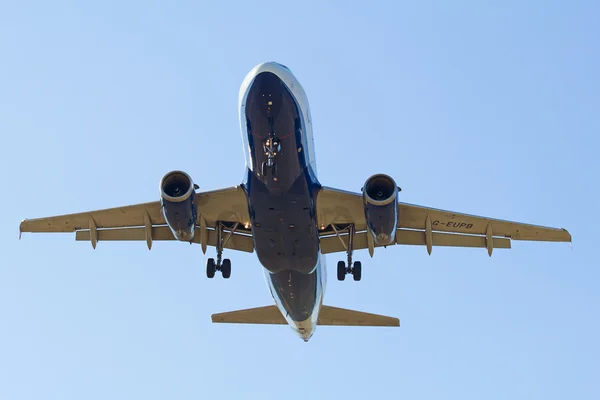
[19,61,572,341]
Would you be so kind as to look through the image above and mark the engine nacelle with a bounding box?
[160,170,197,241]
[362,174,399,246]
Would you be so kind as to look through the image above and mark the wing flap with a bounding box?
[76,226,255,253]
[320,230,510,254]
[396,229,511,249]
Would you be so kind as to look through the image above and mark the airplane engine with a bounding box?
[362,174,399,246]
[160,170,198,241]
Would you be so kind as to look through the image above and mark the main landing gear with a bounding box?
[206,257,231,279]
[333,224,362,281]
[206,222,238,279]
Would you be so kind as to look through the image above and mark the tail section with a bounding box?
[211,305,399,327]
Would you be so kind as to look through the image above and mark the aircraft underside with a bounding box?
[240,67,324,339]
[19,61,571,342]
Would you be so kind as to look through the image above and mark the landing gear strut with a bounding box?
[206,222,237,279]
[333,224,362,281]
[261,136,280,178]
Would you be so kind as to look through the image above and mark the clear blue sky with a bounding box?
[1,1,598,399]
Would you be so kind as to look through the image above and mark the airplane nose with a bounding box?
[239,61,297,112]
[247,71,288,119]
[251,71,283,91]
[253,61,290,73]
[272,61,290,70]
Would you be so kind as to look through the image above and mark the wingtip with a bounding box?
[560,228,572,244]
[563,229,572,250]
[19,219,26,240]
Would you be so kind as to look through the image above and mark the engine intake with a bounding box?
[362,174,398,246]
[160,170,197,241]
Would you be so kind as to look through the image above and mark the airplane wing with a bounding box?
[316,187,571,256]
[19,186,254,253]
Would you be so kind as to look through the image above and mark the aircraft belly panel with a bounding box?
[243,70,321,274]
[246,171,319,274]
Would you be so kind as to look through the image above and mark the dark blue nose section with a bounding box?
[243,67,320,276]
[248,72,287,119]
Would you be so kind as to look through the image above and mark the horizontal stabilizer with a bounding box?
[211,305,399,327]
[212,305,286,324]
[319,305,400,326]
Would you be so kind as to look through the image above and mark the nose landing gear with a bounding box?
[261,136,281,178]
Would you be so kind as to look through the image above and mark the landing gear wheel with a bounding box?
[337,261,346,281]
[221,258,231,279]
[352,261,362,281]
[206,258,216,279]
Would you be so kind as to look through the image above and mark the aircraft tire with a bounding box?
[222,258,232,279]
[352,261,362,281]
[337,261,346,281]
[206,258,216,279]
